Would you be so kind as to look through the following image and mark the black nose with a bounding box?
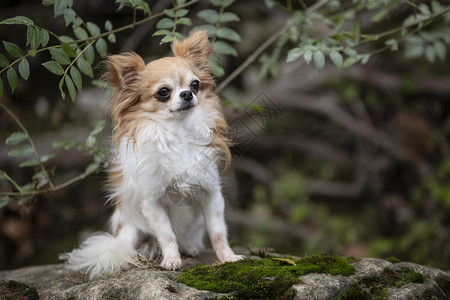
[180,90,193,101]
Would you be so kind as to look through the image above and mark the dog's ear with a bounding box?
[172,31,211,73]
[106,53,146,88]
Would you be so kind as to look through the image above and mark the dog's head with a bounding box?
[107,31,214,128]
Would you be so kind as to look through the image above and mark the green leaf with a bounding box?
[156,18,174,29]
[58,77,66,99]
[210,57,224,77]
[65,75,76,101]
[303,50,313,64]
[108,33,116,43]
[90,120,105,136]
[197,9,219,24]
[342,56,358,68]
[74,27,88,40]
[434,41,446,61]
[77,58,93,77]
[85,162,100,174]
[344,48,358,59]
[70,66,82,91]
[8,145,33,157]
[52,139,76,149]
[160,34,175,44]
[313,51,325,72]
[62,42,77,57]
[329,51,343,68]
[50,48,71,65]
[0,16,34,25]
[64,8,76,26]
[105,20,113,31]
[176,8,189,17]
[86,135,96,147]
[18,59,30,80]
[95,38,108,57]
[213,41,238,56]
[84,45,95,64]
[217,27,241,42]
[222,0,235,7]
[60,35,76,45]
[221,12,240,23]
[176,17,192,26]
[87,22,101,36]
[43,60,64,75]
[26,26,33,47]
[385,38,398,51]
[153,29,172,37]
[3,41,23,58]
[425,45,436,63]
[164,9,175,18]
[29,27,41,50]
[287,47,304,62]
[19,159,39,168]
[40,154,55,163]
[0,79,3,97]
[7,68,18,93]
[361,54,371,65]
[6,131,27,145]
[0,54,9,67]
[54,0,67,17]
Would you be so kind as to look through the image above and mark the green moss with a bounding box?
[386,257,402,264]
[0,280,39,300]
[337,267,426,300]
[177,254,355,299]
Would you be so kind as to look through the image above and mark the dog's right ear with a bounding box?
[106,53,146,88]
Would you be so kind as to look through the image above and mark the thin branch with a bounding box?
[0,164,100,197]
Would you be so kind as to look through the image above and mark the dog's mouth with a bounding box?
[172,103,195,113]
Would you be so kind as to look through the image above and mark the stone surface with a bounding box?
[0,248,449,300]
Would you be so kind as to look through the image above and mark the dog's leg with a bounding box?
[202,186,244,263]
[140,200,182,270]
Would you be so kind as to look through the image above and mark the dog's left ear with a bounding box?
[172,31,211,73]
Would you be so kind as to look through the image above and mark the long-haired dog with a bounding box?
[60,31,243,279]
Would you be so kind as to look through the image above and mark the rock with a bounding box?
[0,248,449,300]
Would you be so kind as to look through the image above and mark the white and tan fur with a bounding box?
[60,31,243,279]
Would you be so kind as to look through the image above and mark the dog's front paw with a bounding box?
[222,254,245,263]
[160,257,182,270]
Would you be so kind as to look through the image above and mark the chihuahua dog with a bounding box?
[60,31,243,279]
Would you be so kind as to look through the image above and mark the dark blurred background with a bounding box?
[1,0,449,271]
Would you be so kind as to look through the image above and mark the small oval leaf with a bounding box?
[3,41,23,58]
[8,145,34,157]
[18,59,30,80]
[43,60,65,75]
[6,131,27,145]
[77,58,93,77]
[7,68,18,93]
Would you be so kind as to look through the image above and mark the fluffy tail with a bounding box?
[59,232,139,280]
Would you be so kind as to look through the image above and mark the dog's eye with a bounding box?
[190,80,200,92]
[155,87,171,101]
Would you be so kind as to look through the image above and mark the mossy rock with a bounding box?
[337,267,425,300]
[177,253,355,299]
